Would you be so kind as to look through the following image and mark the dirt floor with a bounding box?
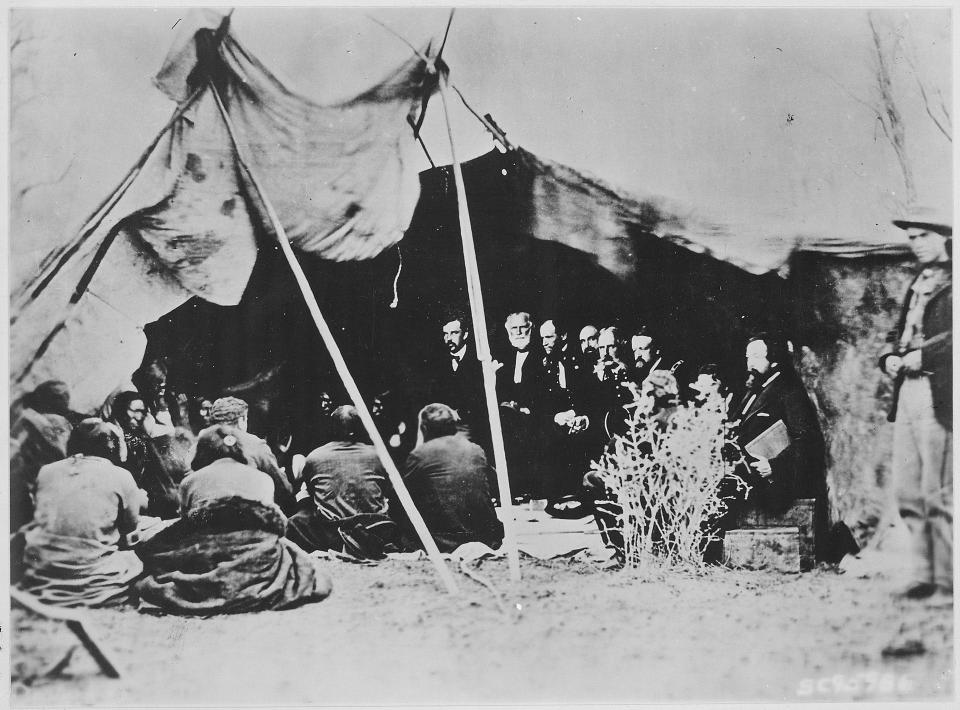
[9,550,954,707]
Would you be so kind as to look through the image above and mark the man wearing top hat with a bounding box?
[879,210,952,600]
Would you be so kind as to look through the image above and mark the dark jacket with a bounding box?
[495,347,547,413]
[399,433,503,553]
[238,430,296,515]
[735,370,827,514]
[438,342,486,422]
[879,264,952,429]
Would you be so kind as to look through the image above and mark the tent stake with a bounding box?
[207,80,458,594]
[438,72,521,582]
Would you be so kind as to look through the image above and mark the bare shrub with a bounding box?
[590,392,747,570]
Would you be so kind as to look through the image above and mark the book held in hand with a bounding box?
[745,419,790,460]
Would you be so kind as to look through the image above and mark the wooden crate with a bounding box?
[722,527,801,573]
[737,498,815,571]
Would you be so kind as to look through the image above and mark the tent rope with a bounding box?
[389,244,403,309]
[451,85,513,151]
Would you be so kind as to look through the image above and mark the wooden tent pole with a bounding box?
[438,72,521,581]
[207,80,458,594]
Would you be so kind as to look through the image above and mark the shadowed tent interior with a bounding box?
[142,148,790,438]
[141,146,912,543]
[8,13,920,546]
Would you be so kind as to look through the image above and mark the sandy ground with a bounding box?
[9,551,954,707]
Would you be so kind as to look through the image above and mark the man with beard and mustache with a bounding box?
[593,326,637,440]
[439,314,488,452]
[578,324,599,363]
[630,326,660,385]
[732,333,830,560]
[539,320,595,503]
[494,311,547,501]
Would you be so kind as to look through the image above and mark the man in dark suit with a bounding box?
[879,214,952,600]
[397,403,503,553]
[439,314,488,452]
[733,334,829,558]
[495,311,546,500]
[593,326,637,440]
[539,319,594,501]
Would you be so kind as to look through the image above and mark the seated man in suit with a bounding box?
[494,311,548,500]
[593,326,637,440]
[397,403,503,553]
[732,333,830,559]
[540,319,595,502]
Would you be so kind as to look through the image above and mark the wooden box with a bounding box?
[737,498,815,571]
[722,527,801,573]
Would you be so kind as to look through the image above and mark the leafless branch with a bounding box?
[915,75,952,142]
[900,24,952,142]
[868,12,916,203]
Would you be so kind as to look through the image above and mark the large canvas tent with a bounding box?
[11,12,438,413]
[139,146,914,542]
[9,10,933,547]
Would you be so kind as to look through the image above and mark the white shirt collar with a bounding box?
[514,350,529,384]
[451,344,467,370]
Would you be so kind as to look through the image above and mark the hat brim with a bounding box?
[892,219,952,236]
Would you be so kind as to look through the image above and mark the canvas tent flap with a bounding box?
[11,232,191,414]
[10,19,436,412]
[155,21,431,263]
[121,90,258,306]
[507,149,910,277]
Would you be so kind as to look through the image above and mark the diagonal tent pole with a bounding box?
[438,71,521,581]
[206,79,458,594]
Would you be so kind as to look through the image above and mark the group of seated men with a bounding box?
[437,311,833,558]
[10,373,505,612]
[441,312,705,501]
[10,309,837,611]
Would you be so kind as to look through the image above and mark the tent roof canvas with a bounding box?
[9,7,949,414]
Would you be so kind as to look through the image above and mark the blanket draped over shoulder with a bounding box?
[18,526,143,607]
[135,497,331,615]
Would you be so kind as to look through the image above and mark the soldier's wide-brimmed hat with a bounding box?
[892,206,952,236]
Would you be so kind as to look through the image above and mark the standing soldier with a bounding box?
[880,212,952,600]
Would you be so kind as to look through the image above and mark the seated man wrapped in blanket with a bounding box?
[17,418,146,607]
[135,425,332,614]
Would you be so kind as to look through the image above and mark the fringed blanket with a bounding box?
[135,497,331,615]
[18,526,143,608]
